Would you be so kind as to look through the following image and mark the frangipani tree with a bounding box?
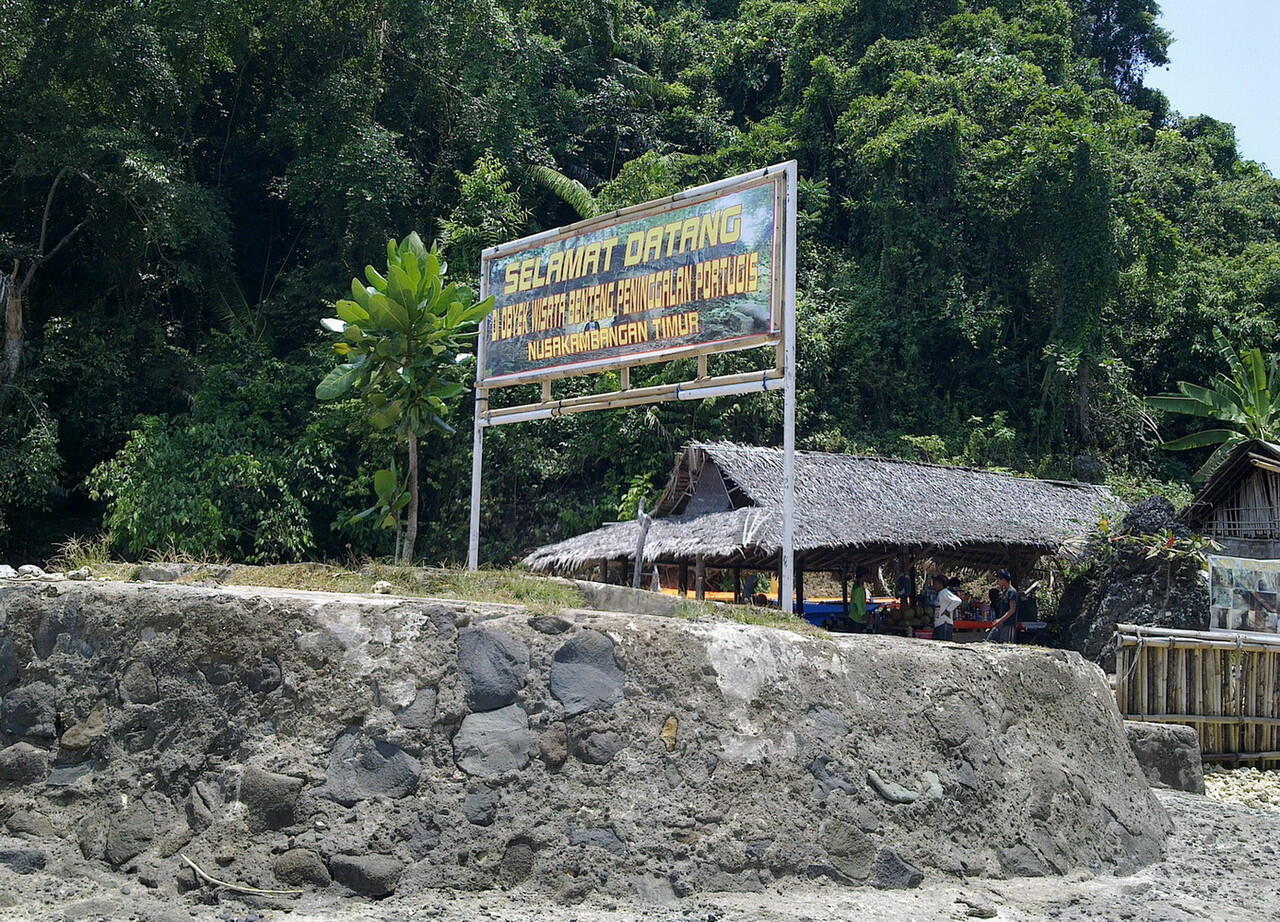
[316,233,494,562]
[1147,329,1280,480]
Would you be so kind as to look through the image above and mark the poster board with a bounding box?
[1208,554,1280,633]
[478,170,786,387]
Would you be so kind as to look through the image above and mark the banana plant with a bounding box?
[1147,329,1280,479]
[316,233,495,562]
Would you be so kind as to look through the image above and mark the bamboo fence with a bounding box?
[1115,623,1280,767]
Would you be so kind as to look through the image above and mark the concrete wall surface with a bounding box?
[0,581,1169,903]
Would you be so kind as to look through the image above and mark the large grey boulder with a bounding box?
[324,731,421,806]
[274,848,331,888]
[1125,721,1205,794]
[119,660,159,704]
[0,743,51,783]
[329,854,404,897]
[457,628,528,712]
[0,565,15,579]
[395,686,437,729]
[137,563,188,582]
[453,704,535,776]
[104,802,155,866]
[0,636,17,688]
[0,843,46,875]
[1,682,58,738]
[463,787,499,826]
[871,847,924,889]
[239,766,304,831]
[550,629,624,716]
[572,729,625,765]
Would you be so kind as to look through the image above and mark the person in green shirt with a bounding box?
[848,568,870,633]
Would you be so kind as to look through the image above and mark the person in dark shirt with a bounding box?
[988,569,1019,643]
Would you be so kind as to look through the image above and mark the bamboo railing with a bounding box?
[1115,623,1280,766]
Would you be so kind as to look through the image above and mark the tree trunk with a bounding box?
[631,503,652,589]
[1076,354,1095,446]
[1,263,21,387]
[400,434,419,564]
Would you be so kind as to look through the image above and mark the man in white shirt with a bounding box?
[931,574,961,641]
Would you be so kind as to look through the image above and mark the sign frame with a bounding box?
[476,170,786,388]
[468,161,799,614]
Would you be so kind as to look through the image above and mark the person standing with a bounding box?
[848,568,871,633]
[931,574,961,641]
[987,570,1019,643]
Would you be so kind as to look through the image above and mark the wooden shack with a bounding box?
[1181,439,1280,558]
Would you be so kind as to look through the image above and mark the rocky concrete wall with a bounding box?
[0,581,1169,904]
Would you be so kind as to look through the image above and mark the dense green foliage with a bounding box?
[1147,330,1280,479]
[1,0,1277,564]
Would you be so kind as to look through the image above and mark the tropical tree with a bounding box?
[1147,330,1280,479]
[316,233,494,563]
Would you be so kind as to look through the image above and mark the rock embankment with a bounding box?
[0,581,1168,906]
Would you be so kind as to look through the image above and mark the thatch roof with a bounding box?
[1180,439,1280,529]
[524,442,1120,574]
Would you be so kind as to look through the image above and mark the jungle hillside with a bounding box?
[2,0,1277,566]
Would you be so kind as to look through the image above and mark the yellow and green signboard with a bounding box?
[479,172,785,385]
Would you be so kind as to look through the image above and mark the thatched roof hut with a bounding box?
[1181,439,1280,558]
[524,442,1119,576]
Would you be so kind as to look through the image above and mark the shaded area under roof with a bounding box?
[525,442,1120,574]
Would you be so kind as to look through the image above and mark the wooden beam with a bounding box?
[695,554,706,601]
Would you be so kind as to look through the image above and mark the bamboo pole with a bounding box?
[1136,643,1147,718]
[1115,644,1129,714]
[1170,647,1183,722]
[1116,636,1280,654]
[1121,713,1280,727]
[1209,651,1222,759]
[1192,643,1202,749]
[1116,624,1280,647]
[1154,646,1167,719]
[1266,650,1277,768]
[1201,749,1280,763]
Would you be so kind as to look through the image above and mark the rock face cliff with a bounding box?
[1062,496,1209,670]
[0,581,1168,905]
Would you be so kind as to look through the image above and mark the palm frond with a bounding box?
[527,164,600,220]
[1146,395,1220,418]
[1195,435,1245,481]
[1160,428,1237,450]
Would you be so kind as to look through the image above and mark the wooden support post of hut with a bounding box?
[733,567,742,605]
[841,567,849,617]
[679,563,689,598]
[795,559,804,616]
[695,555,706,601]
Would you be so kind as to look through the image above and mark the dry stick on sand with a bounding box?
[179,854,303,898]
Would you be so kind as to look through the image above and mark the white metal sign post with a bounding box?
[468,161,798,612]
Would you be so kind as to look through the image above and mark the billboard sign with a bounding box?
[478,170,785,386]
[1209,554,1280,634]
